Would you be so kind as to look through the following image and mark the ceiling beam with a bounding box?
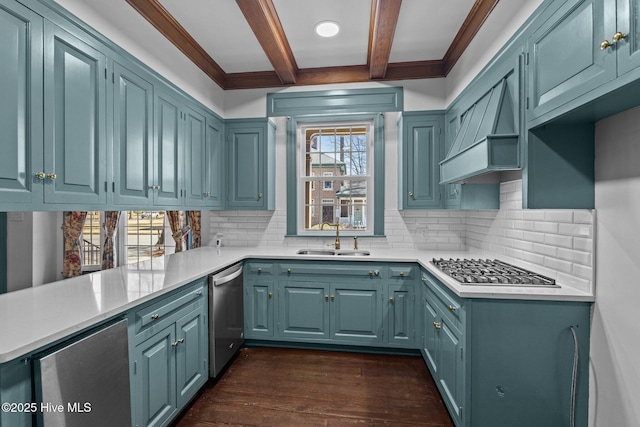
[368,0,403,79]
[125,0,227,88]
[236,0,298,85]
[442,0,500,75]
[225,61,445,90]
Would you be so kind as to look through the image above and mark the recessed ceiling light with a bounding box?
[315,21,340,38]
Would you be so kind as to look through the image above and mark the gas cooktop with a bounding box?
[431,258,559,287]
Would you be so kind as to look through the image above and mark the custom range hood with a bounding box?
[440,77,520,184]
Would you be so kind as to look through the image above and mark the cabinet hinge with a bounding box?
[526,97,529,110]
[112,182,115,192]
[112,72,115,84]
[460,347,464,359]
[133,360,137,375]
[525,52,529,65]
[104,181,107,192]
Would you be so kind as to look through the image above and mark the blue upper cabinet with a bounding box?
[112,61,153,207]
[183,106,207,207]
[43,22,107,206]
[204,115,225,209]
[616,0,640,75]
[153,90,183,207]
[226,119,275,210]
[398,112,444,209]
[527,0,617,125]
[0,0,43,206]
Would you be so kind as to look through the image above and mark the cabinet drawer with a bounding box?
[133,280,206,335]
[422,271,463,327]
[278,263,385,280]
[389,265,415,279]
[245,262,275,275]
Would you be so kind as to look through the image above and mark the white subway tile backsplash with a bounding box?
[558,223,592,237]
[544,210,574,223]
[206,180,593,293]
[544,234,573,249]
[533,221,559,234]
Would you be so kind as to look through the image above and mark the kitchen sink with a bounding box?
[296,249,370,256]
[335,250,370,256]
[296,249,336,256]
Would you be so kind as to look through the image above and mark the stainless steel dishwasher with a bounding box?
[209,262,244,378]
[35,319,131,427]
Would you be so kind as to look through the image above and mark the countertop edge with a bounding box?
[0,247,594,364]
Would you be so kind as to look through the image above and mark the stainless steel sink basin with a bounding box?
[335,250,370,256]
[296,249,370,256]
[296,249,336,256]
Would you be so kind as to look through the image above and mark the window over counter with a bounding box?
[287,115,384,237]
[297,122,373,235]
[80,210,190,272]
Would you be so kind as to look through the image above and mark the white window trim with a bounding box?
[296,121,374,236]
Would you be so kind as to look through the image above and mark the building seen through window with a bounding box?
[300,123,372,233]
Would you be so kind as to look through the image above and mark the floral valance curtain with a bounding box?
[188,211,201,249]
[101,211,121,270]
[61,211,87,278]
[167,211,190,252]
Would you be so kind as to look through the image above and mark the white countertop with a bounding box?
[0,246,594,364]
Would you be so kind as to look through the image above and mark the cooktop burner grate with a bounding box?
[431,258,559,287]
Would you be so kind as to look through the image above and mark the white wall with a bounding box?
[53,0,225,116]
[589,106,640,427]
[6,212,60,291]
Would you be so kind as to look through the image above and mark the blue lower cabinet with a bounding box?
[387,284,416,347]
[421,269,591,427]
[129,279,207,427]
[244,279,275,338]
[278,282,330,340]
[175,309,207,409]
[0,357,32,427]
[330,282,384,345]
[133,324,177,427]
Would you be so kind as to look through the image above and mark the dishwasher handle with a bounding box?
[212,265,243,286]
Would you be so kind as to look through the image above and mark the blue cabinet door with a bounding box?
[0,357,32,427]
[387,284,415,347]
[183,106,206,207]
[154,91,183,207]
[0,0,43,206]
[438,316,464,426]
[113,62,153,207]
[527,0,616,122]
[617,0,640,75]
[175,308,207,409]
[205,116,224,209]
[330,282,383,345]
[226,125,265,209]
[244,279,275,338]
[278,281,330,340]
[422,297,439,374]
[133,324,177,427]
[400,114,443,209]
[43,22,107,205]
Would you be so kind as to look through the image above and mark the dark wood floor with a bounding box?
[175,347,454,427]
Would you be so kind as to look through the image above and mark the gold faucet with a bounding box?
[321,222,341,250]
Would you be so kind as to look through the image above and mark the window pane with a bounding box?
[301,124,370,233]
[123,211,168,265]
[81,211,101,267]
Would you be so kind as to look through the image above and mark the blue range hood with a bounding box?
[440,77,520,184]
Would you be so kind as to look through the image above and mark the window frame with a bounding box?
[286,113,385,237]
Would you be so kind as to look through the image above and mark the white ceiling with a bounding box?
[156,0,478,73]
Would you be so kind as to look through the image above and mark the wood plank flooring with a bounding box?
[175,347,454,427]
